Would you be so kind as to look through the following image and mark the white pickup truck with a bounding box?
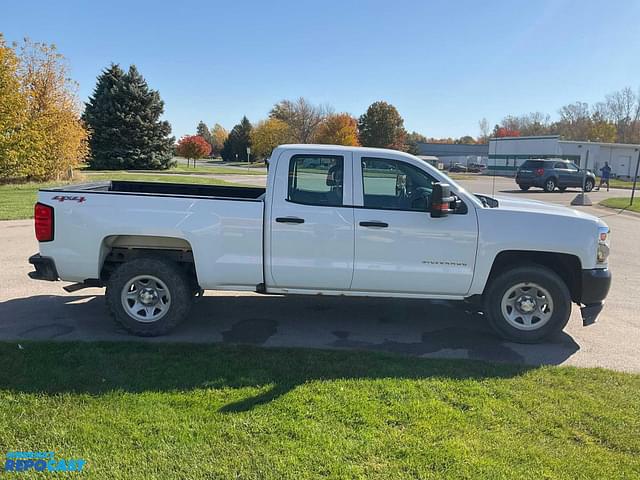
[28,144,611,343]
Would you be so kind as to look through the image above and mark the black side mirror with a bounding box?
[430,183,454,218]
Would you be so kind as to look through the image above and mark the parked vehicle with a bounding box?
[516,159,596,192]
[449,163,468,173]
[467,163,487,173]
[29,145,611,343]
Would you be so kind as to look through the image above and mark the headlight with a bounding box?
[597,226,610,264]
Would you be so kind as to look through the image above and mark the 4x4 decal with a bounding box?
[51,195,86,203]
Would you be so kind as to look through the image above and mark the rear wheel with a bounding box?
[484,265,571,343]
[519,185,530,191]
[106,257,193,336]
[543,178,556,192]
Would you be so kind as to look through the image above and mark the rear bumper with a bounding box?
[28,254,59,281]
[579,268,611,326]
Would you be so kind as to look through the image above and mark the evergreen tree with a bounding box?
[83,64,175,169]
[221,116,252,161]
[196,120,214,147]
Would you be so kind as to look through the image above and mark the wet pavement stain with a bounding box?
[222,318,278,345]
[20,324,74,340]
[330,327,526,364]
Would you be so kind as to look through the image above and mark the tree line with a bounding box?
[482,86,640,144]
[182,98,415,163]
[4,30,640,179]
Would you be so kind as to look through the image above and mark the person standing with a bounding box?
[597,162,612,191]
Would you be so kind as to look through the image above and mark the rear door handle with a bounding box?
[359,221,389,228]
[276,217,305,224]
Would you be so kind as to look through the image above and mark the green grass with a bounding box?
[0,182,68,220]
[0,342,638,479]
[0,174,249,221]
[595,177,638,189]
[600,196,640,213]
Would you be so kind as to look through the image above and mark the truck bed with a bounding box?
[46,180,266,201]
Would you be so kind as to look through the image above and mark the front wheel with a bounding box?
[106,257,193,336]
[584,178,594,192]
[484,265,571,343]
[519,185,530,191]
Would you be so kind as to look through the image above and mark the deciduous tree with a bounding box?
[358,101,406,149]
[3,38,88,181]
[210,123,228,157]
[314,113,359,146]
[250,118,292,159]
[269,97,331,143]
[0,35,30,181]
[176,135,211,167]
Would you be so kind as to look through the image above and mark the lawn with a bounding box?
[0,342,638,479]
[600,196,640,213]
[596,177,638,190]
[0,174,244,221]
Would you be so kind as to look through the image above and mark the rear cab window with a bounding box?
[521,160,545,169]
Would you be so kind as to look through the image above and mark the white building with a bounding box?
[487,135,640,179]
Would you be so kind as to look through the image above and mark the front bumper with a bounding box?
[580,268,611,326]
[28,254,59,281]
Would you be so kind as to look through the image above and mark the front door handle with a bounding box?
[276,217,305,224]
[359,221,389,228]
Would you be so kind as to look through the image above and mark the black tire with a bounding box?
[519,185,530,191]
[484,265,571,343]
[106,257,193,336]
[558,186,567,192]
[584,178,594,192]
[543,177,556,192]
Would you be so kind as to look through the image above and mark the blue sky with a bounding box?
[3,0,640,139]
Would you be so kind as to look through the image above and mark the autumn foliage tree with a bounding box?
[358,101,406,150]
[210,123,228,157]
[314,113,359,146]
[250,118,292,160]
[0,36,88,182]
[176,135,211,167]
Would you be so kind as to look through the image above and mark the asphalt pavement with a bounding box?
[1,175,638,372]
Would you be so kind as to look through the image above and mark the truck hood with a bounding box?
[484,194,605,224]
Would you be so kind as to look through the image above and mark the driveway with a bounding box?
[1,176,638,372]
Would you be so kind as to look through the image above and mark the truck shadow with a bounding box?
[0,292,581,410]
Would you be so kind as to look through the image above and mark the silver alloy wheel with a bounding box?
[584,180,594,192]
[500,282,554,331]
[546,179,555,191]
[120,275,171,323]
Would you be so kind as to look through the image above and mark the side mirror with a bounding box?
[430,183,454,218]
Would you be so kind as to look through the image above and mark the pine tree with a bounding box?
[196,121,214,147]
[221,116,252,161]
[83,64,175,169]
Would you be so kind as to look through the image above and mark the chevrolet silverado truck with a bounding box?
[28,145,612,343]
